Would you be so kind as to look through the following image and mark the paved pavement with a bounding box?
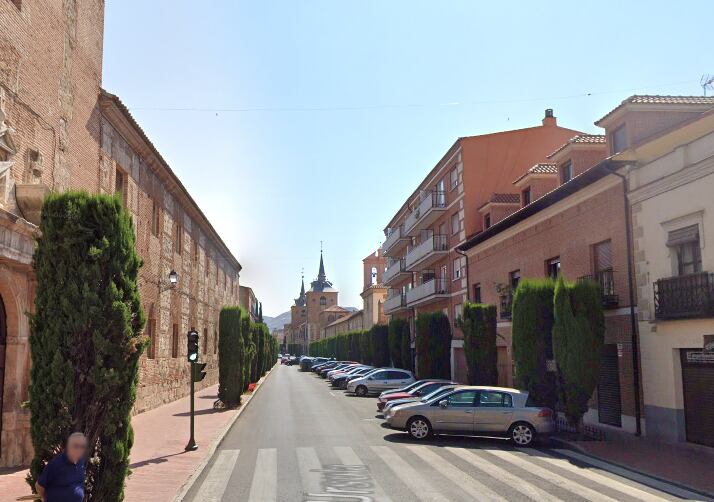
[182,364,710,502]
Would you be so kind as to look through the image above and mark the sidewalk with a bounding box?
[0,369,273,502]
[557,435,714,495]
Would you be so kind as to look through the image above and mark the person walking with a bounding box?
[35,432,88,502]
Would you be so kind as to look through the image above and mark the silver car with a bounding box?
[346,368,415,397]
[384,386,554,446]
[383,384,460,414]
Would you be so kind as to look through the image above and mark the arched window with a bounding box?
[320,296,327,306]
[371,266,378,285]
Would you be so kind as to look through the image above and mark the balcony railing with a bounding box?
[578,268,619,307]
[406,278,448,305]
[499,294,513,320]
[384,292,407,314]
[405,234,448,270]
[404,191,447,235]
[383,225,409,256]
[384,258,408,285]
[654,271,714,320]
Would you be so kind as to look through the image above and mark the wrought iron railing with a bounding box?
[578,268,619,307]
[654,272,714,320]
[500,294,513,320]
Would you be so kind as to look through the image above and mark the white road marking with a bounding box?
[446,446,567,502]
[484,447,621,502]
[405,444,507,502]
[370,445,451,502]
[330,392,336,397]
[296,446,323,495]
[247,448,277,501]
[191,449,240,502]
[553,449,711,501]
[334,446,393,502]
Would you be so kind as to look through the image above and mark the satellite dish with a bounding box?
[701,74,714,96]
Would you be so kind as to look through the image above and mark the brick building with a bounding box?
[0,1,241,467]
[382,110,581,379]
[239,285,261,323]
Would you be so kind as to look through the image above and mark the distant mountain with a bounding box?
[264,311,291,332]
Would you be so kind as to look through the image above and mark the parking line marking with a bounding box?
[371,446,451,502]
[405,445,507,502]
[191,449,240,502]
[247,448,277,501]
[446,447,566,502]
[329,392,336,397]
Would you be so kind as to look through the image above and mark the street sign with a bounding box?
[192,362,207,382]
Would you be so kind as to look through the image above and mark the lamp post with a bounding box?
[159,269,179,292]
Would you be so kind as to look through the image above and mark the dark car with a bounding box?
[331,366,374,388]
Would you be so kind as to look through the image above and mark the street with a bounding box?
[182,365,706,502]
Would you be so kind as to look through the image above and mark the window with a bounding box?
[509,269,521,290]
[370,371,386,380]
[203,327,208,354]
[668,225,702,276]
[151,199,160,237]
[453,258,461,280]
[193,240,199,265]
[205,252,209,277]
[174,223,183,255]
[484,213,491,229]
[473,283,482,303]
[320,296,327,306]
[454,303,462,323]
[171,323,179,358]
[214,330,218,353]
[446,390,478,407]
[560,161,573,184]
[478,391,513,408]
[612,125,627,154]
[546,257,561,279]
[371,266,377,285]
[522,187,531,206]
[115,168,126,203]
[146,317,157,359]
[436,179,446,206]
[387,371,408,380]
[451,213,460,235]
[450,168,458,190]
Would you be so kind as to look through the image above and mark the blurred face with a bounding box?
[66,435,88,463]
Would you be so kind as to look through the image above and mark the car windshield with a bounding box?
[422,386,457,402]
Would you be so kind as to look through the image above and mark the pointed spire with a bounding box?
[310,244,333,292]
[294,270,306,306]
[318,250,326,281]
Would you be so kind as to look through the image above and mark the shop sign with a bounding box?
[703,335,714,353]
[687,351,714,364]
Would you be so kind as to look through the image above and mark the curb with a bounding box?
[172,363,278,502]
[550,437,714,499]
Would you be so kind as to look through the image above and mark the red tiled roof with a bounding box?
[512,163,557,184]
[548,134,606,159]
[478,193,520,210]
[596,95,714,125]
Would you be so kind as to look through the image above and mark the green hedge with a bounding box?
[400,321,413,372]
[553,277,604,424]
[461,303,498,385]
[415,312,452,379]
[28,192,145,501]
[308,324,392,368]
[512,278,558,410]
[388,318,406,368]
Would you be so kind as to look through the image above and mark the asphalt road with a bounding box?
[183,363,709,502]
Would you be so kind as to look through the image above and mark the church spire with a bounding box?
[310,244,333,292]
[294,270,306,306]
[318,250,326,282]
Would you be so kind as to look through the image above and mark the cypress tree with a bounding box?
[400,321,412,372]
[415,312,451,379]
[359,330,372,365]
[219,306,247,407]
[28,192,145,501]
[370,325,390,367]
[387,318,406,368]
[461,303,498,385]
[242,313,255,390]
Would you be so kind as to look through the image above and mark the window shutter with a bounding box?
[667,225,699,247]
[595,241,613,271]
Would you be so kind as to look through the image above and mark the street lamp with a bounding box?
[159,270,179,292]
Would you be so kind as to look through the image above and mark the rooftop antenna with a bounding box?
[701,74,714,96]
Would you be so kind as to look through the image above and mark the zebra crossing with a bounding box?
[186,442,709,502]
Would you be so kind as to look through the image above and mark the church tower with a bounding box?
[305,249,339,342]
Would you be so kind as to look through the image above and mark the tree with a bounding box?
[242,313,255,390]
[511,279,558,410]
[359,330,372,365]
[219,306,247,407]
[461,303,498,385]
[415,312,452,379]
[552,277,605,425]
[28,192,145,501]
[370,325,390,367]
[388,318,406,368]
[400,321,413,372]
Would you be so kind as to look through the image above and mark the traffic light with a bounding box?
[187,329,199,362]
[192,362,207,382]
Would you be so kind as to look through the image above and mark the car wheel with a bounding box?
[407,417,432,440]
[355,385,368,397]
[510,422,536,447]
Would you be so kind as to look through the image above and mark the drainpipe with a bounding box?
[605,162,643,436]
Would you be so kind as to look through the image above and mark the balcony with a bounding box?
[578,268,619,308]
[404,191,447,236]
[384,292,407,314]
[654,272,714,320]
[383,258,410,286]
[499,294,512,320]
[383,225,410,257]
[406,278,449,306]
[405,234,448,271]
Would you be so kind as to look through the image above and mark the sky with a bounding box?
[103,0,712,317]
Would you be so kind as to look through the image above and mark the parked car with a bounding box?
[325,363,360,379]
[384,386,554,446]
[281,354,291,365]
[314,361,341,374]
[376,380,456,411]
[382,384,460,414]
[330,366,373,388]
[287,355,299,366]
[378,379,443,398]
[346,368,415,397]
[321,362,357,378]
[311,361,334,373]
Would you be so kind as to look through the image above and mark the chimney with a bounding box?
[542,108,556,126]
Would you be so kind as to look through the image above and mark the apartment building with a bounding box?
[603,96,714,447]
[0,1,241,466]
[382,110,580,379]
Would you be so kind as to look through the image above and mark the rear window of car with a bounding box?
[387,371,408,379]
[477,391,513,408]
